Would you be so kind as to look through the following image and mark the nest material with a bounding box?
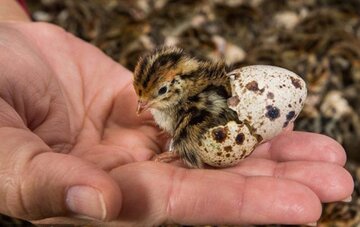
[4,0,356,226]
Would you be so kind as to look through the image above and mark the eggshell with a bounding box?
[227,65,307,141]
[198,121,261,167]
[198,65,307,167]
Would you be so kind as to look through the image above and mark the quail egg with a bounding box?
[198,65,307,167]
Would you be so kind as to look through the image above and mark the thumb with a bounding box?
[0,128,121,221]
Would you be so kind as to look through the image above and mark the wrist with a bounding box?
[0,0,30,22]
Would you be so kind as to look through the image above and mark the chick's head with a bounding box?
[133,46,199,114]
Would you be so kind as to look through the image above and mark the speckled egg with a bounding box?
[228,65,307,141]
[198,121,262,167]
[198,65,307,167]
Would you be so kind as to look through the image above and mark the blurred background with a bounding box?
[2,0,359,226]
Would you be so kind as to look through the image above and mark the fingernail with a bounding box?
[66,186,107,220]
[305,222,317,227]
[341,196,352,202]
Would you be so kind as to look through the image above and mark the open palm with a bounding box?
[0,22,353,226]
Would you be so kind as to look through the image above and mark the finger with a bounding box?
[109,162,321,226]
[226,158,354,202]
[250,131,346,165]
[249,123,294,156]
[0,128,121,221]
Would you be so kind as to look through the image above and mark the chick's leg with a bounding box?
[151,151,180,163]
[152,138,180,163]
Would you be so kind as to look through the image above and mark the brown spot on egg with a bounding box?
[267,92,274,99]
[226,153,230,157]
[286,111,296,121]
[198,141,202,146]
[217,152,222,156]
[235,133,245,145]
[265,105,280,121]
[283,111,296,128]
[227,95,240,107]
[245,81,264,93]
[290,77,302,89]
[246,81,259,91]
[212,127,228,143]
[224,146,232,152]
[255,134,263,143]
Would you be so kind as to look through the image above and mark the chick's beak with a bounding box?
[136,100,150,115]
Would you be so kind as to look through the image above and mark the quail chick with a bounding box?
[133,46,240,168]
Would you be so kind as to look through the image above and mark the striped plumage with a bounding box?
[133,46,239,168]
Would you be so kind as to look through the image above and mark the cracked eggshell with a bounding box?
[227,65,307,141]
[198,121,260,167]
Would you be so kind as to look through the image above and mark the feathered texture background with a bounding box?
[2,0,359,226]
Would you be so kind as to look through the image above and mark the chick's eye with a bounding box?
[158,86,167,95]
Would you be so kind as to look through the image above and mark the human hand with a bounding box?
[0,21,353,226]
